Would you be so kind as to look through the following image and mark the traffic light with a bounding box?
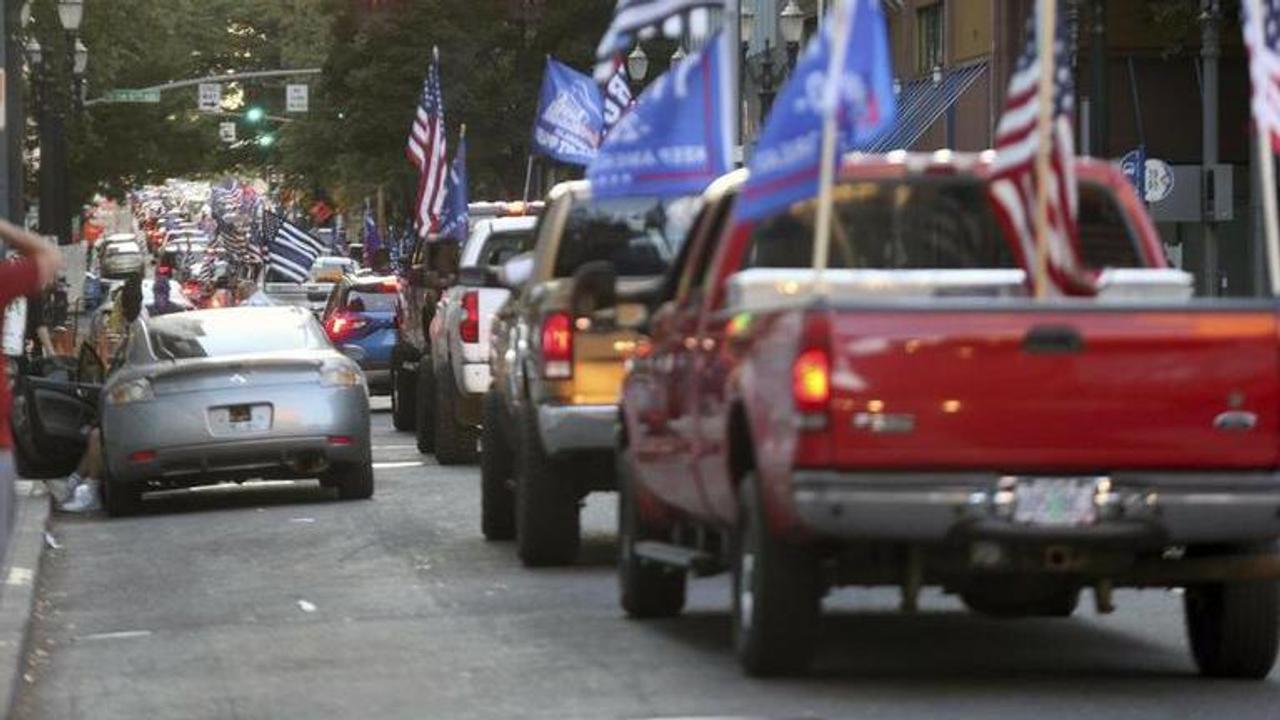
[245,106,266,123]
[257,133,275,148]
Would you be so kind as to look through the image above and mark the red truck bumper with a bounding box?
[791,470,1280,546]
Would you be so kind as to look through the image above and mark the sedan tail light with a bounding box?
[325,312,368,343]
[541,311,573,379]
[459,291,479,344]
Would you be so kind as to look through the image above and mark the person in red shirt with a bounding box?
[1,221,62,518]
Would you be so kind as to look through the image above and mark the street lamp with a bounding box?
[740,3,756,55]
[57,0,84,32]
[779,0,804,70]
[24,38,41,68]
[73,38,88,76]
[758,39,775,124]
[626,45,648,91]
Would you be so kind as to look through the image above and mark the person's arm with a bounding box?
[35,325,54,357]
[0,220,61,288]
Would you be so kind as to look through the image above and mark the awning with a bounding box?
[866,60,988,153]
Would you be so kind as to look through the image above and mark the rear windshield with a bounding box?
[147,312,327,360]
[476,230,535,267]
[744,179,1141,270]
[553,196,701,278]
[347,290,398,313]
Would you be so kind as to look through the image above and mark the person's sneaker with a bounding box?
[46,473,79,505]
[58,480,101,514]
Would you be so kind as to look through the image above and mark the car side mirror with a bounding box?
[570,260,618,318]
[498,252,535,290]
[459,266,499,288]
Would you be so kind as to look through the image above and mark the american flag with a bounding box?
[406,47,448,240]
[1245,0,1280,151]
[987,0,1095,297]
[594,0,724,81]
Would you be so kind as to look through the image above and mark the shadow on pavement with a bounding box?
[638,608,1240,684]
[133,481,340,516]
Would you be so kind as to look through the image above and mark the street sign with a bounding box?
[103,88,161,104]
[219,122,237,144]
[198,83,222,112]
[286,84,309,113]
[1144,158,1175,204]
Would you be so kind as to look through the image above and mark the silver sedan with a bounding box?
[99,306,373,515]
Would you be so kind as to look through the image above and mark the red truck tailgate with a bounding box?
[826,307,1280,471]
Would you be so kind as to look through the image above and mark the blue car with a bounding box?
[321,275,400,395]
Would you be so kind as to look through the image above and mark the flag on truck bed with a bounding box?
[594,0,724,81]
[438,130,470,242]
[987,0,1095,297]
[1245,0,1280,150]
[263,211,325,283]
[407,47,448,239]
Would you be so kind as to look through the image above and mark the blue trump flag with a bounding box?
[533,59,605,166]
[588,31,734,199]
[737,0,896,222]
[438,132,470,242]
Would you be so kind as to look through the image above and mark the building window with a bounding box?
[917,2,943,75]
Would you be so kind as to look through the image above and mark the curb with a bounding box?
[0,482,50,719]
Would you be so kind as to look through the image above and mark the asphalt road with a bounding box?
[13,399,1280,720]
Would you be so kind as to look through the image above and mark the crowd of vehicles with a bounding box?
[368,151,1280,682]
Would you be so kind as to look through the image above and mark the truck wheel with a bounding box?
[414,357,435,454]
[960,580,1080,618]
[733,472,820,677]
[326,458,375,501]
[480,391,515,541]
[434,366,479,466]
[1185,579,1280,679]
[391,352,416,432]
[618,446,685,618]
[515,408,580,567]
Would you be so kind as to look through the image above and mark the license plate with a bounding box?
[209,404,273,434]
[1012,478,1100,527]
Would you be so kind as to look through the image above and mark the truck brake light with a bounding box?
[460,291,479,344]
[792,348,830,430]
[541,311,573,379]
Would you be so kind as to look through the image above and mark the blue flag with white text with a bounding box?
[737,0,896,221]
[438,135,470,242]
[533,59,606,166]
[587,31,733,199]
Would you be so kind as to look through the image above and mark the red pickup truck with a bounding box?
[617,152,1280,678]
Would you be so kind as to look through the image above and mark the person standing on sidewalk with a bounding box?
[0,222,63,538]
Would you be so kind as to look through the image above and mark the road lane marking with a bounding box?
[77,630,153,642]
[373,461,425,469]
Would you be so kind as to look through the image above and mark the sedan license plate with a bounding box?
[1012,478,1100,527]
[209,404,273,435]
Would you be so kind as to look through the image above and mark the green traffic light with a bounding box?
[245,106,266,123]
[257,134,275,147]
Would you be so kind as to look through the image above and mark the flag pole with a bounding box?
[812,0,855,290]
[523,156,535,202]
[1031,0,1056,300]
[1247,0,1280,296]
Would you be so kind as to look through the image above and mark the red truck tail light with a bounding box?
[792,313,832,432]
[459,291,480,343]
[541,311,573,379]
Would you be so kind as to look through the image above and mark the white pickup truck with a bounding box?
[424,216,539,464]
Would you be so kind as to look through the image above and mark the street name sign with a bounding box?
[104,89,161,104]
[219,122,237,143]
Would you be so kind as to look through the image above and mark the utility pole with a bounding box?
[1201,0,1220,296]
[1090,0,1108,157]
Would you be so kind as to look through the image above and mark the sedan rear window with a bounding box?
[147,311,327,360]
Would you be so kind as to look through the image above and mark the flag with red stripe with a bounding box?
[406,47,448,240]
[987,0,1095,297]
[1245,0,1280,151]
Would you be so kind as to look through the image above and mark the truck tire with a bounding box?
[733,472,820,677]
[618,446,685,618]
[391,351,417,432]
[1185,579,1280,679]
[415,358,435,454]
[326,458,375,501]
[434,366,479,466]
[480,391,515,541]
[515,408,580,567]
[960,580,1080,618]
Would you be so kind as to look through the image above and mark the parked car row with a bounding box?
[388,151,1280,681]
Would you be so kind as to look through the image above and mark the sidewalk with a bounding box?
[0,482,49,718]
